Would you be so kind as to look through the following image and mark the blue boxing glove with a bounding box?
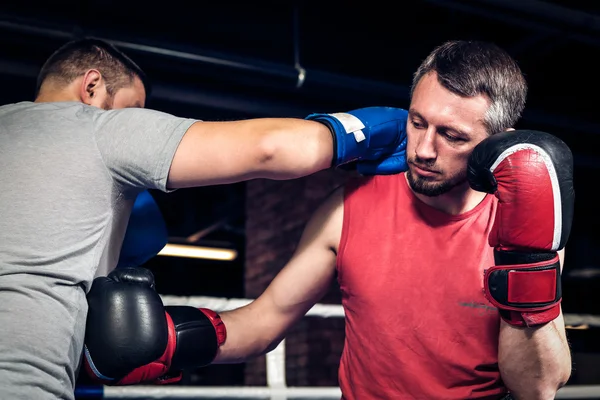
[117,190,168,269]
[306,106,408,175]
[355,135,407,175]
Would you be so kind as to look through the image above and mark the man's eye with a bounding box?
[411,120,424,129]
[443,133,465,142]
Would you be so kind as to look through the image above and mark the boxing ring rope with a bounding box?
[74,295,600,400]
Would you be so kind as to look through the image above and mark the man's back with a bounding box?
[0,101,193,399]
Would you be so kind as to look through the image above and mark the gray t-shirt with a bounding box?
[0,101,196,399]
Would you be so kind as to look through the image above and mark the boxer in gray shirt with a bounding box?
[0,37,409,399]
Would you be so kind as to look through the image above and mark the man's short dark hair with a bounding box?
[412,40,527,135]
[36,37,151,97]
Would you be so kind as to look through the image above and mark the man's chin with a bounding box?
[407,171,454,197]
[413,186,446,197]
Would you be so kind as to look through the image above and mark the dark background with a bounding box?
[1,0,599,394]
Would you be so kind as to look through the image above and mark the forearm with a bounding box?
[251,119,334,180]
[210,204,340,364]
[167,118,335,189]
[212,303,287,364]
[498,312,571,399]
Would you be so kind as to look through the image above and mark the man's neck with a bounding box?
[35,80,80,103]
[408,177,488,216]
[34,91,78,103]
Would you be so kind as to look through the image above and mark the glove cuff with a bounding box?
[306,112,367,167]
[484,252,562,327]
[499,304,561,328]
[165,306,227,371]
[199,308,227,346]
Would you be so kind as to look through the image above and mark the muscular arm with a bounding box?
[212,187,345,364]
[499,249,572,400]
[167,119,334,189]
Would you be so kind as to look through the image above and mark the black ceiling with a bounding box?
[1,0,599,282]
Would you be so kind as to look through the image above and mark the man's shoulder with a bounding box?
[92,106,189,127]
[0,100,32,110]
[345,171,407,194]
[0,101,96,118]
[0,101,39,115]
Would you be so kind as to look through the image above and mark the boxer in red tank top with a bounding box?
[337,173,502,399]
[209,40,573,399]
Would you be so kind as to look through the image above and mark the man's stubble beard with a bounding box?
[406,167,468,197]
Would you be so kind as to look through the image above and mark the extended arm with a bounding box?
[167,118,334,188]
[83,187,345,384]
[167,107,409,189]
[212,186,345,363]
[498,249,571,400]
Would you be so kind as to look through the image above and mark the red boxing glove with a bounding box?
[468,130,574,327]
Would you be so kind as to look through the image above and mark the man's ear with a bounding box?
[79,69,102,105]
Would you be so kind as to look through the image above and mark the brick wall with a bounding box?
[244,168,355,386]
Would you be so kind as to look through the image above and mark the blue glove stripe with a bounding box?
[83,345,115,381]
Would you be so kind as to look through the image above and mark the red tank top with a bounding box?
[336,173,507,399]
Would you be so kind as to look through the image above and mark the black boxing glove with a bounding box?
[84,267,226,385]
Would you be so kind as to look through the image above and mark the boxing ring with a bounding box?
[75,295,600,400]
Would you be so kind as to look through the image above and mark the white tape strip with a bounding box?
[328,112,366,143]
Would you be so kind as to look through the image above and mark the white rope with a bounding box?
[93,385,600,399]
[563,313,600,327]
[161,296,252,312]
[160,295,600,326]
[556,385,600,399]
[160,296,345,318]
[102,386,342,399]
